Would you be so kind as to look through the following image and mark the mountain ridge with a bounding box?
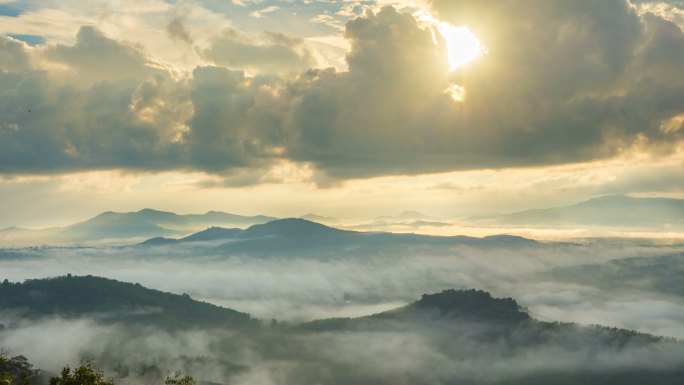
[3,209,278,245]
[0,275,255,330]
[135,218,539,254]
[479,195,684,228]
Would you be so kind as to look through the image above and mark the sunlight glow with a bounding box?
[438,24,484,71]
[444,83,466,102]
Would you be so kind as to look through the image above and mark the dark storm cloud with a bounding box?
[1,2,684,182]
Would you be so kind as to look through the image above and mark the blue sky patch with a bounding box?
[0,4,22,17]
[8,34,46,46]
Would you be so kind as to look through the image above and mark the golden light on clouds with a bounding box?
[444,83,466,102]
[437,24,484,70]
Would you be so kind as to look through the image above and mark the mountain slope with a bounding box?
[0,275,255,329]
[486,195,684,227]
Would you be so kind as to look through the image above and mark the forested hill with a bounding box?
[297,289,531,331]
[3,280,684,385]
[0,275,255,330]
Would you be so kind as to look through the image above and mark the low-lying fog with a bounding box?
[2,238,684,338]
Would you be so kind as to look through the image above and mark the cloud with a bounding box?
[249,5,279,19]
[202,29,316,73]
[0,28,189,174]
[166,18,193,45]
[204,2,684,180]
[596,161,684,194]
[2,3,684,184]
[45,26,158,85]
[0,36,31,73]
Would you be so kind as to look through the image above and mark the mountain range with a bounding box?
[138,218,538,256]
[2,195,684,247]
[0,209,276,245]
[477,195,684,228]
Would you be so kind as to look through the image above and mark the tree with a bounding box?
[164,372,195,385]
[49,361,115,385]
[0,351,37,385]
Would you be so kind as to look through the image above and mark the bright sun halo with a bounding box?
[438,24,484,71]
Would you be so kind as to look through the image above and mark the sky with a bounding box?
[1,0,684,227]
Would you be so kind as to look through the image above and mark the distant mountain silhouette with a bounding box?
[59,211,173,240]
[350,211,453,232]
[396,210,434,220]
[40,209,278,243]
[0,226,60,248]
[348,219,453,231]
[0,275,255,330]
[136,218,538,256]
[137,219,347,247]
[181,226,241,242]
[299,213,340,224]
[138,236,178,246]
[377,210,435,221]
[183,211,276,227]
[0,226,29,232]
[133,208,180,223]
[137,226,242,246]
[478,195,684,228]
[241,218,348,238]
[123,208,275,228]
[483,234,538,244]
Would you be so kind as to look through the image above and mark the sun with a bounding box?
[438,23,484,71]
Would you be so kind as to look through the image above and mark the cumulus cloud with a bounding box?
[2,2,684,183]
[166,18,193,45]
[275,0,684,179]
[0,37,32,73]
[45,26,158,86]
[202,29,316,73]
